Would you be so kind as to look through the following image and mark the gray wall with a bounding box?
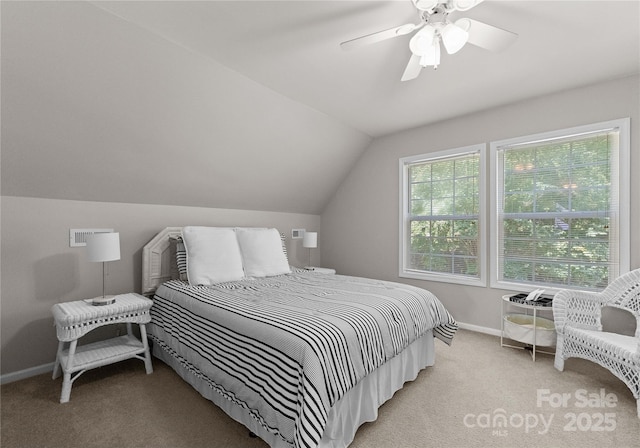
[321,75,640,331]
[1,0,371,215]
[0,196,320,376]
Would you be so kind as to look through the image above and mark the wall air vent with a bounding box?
[69,228,114,247]
[291,229,305,239]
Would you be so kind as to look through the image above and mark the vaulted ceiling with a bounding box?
[90,0,640,137]
[2,1,639,214]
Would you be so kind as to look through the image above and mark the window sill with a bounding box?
[491,279,591,294]
[399,270,486,287]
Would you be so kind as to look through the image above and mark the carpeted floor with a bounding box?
[2,329,638,448]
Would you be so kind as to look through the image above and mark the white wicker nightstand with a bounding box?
[51,293,153,403]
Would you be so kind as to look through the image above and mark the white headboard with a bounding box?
[141,227,182,296]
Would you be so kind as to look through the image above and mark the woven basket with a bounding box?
[504,313,556,347]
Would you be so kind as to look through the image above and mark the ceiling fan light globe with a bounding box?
[413,0,439,11]
[441,22,469,54]
[409,25,436,56]
[419,38,441,67]
[450,0,482,11]
[454,18,471,31]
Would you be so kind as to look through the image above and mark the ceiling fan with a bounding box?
[340,0,518,81]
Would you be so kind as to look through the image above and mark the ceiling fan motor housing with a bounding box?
[423,8,447,25]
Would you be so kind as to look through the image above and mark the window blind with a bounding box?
[496,128,621,289]
[405,151,481,280]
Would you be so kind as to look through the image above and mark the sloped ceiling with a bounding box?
[2,1,639,215]
[1,1,371,214]
[90,0,640,137]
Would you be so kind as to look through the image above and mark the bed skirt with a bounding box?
[152,329,435,448]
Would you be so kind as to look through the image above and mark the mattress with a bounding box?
[148,271,457,448]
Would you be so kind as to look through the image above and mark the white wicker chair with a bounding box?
[553,268,640,418]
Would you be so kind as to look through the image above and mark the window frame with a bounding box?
[399,144,487,287]
[489,118,631,292]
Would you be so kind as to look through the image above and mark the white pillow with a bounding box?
[236,228,291,278]
[182,226,244,285]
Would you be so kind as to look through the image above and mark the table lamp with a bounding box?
[86,232,120,306]
[302,231,317,268]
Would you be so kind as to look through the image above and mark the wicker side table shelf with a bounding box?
[51,293,153,403]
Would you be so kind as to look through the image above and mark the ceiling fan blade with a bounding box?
[341,23,421,51]
[401,54,422,82]
[456,18,517,52]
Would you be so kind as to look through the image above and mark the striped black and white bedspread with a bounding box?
[149,271,457,448]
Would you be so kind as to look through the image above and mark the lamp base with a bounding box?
[89,295,116,306]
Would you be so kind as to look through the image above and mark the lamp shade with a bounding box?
[441,22,469,54]
[86,232,121,262]
[409,25,436,57]
[414,0,438,11]
[302,232,317,249]
[450,0,481,12]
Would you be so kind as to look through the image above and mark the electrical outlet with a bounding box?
[291,229,305,239]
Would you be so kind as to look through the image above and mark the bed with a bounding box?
[141,227,457,448]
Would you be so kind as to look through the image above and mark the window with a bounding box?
[490,118,630,290]
[399,145,486,286]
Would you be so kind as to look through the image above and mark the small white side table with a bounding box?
[500,294,556,362]
[51,293,153,403]
[304,267,336,274]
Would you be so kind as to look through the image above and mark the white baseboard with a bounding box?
[1,362,55,385]
[457,321,502,337]
[1,323,498,385]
